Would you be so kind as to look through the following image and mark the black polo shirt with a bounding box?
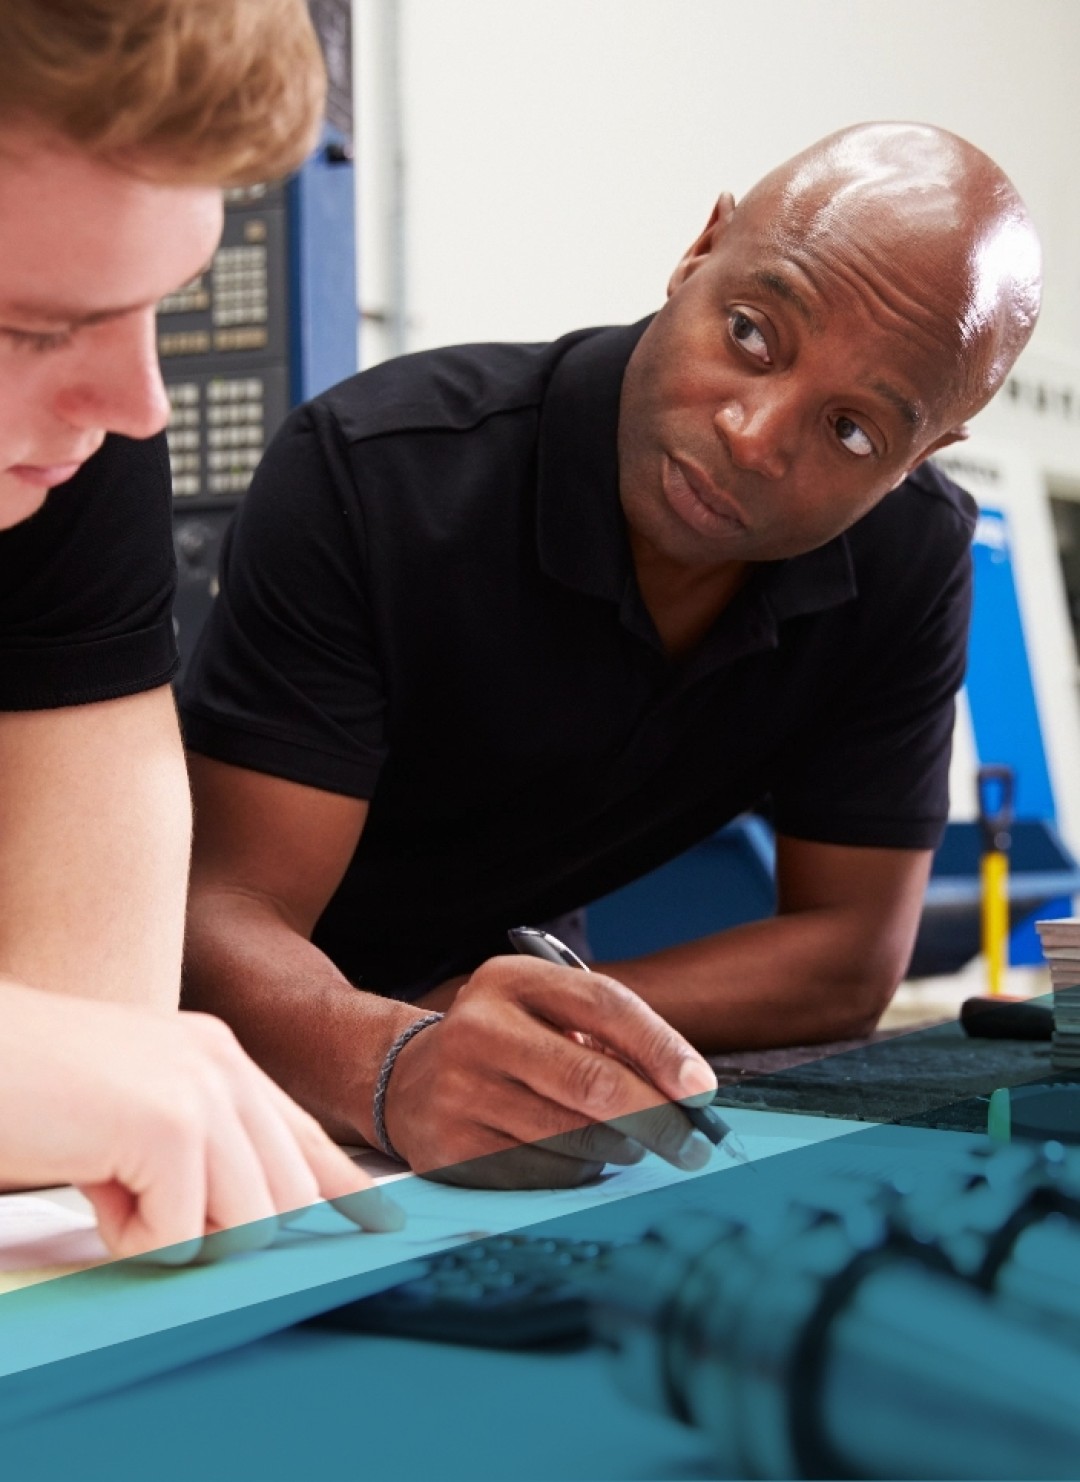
[0,432,178,710]
[181,321,976,998]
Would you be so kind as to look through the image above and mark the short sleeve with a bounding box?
[0,433,178,710]
[770,531,973,851]
[179,404,389,798]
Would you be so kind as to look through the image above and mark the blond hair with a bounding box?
[0,0,327,185]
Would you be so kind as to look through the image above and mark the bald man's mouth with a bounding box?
[664,455,749,536]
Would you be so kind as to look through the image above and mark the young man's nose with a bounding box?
[53,312,171,442]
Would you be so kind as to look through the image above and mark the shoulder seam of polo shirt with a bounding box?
[321,328,603,443]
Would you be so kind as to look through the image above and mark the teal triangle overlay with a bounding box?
[3,1012,1078,1479]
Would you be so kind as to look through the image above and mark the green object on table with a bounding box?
[987,1086,1011,1142]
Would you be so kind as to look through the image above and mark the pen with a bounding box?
[507,925,751,1166]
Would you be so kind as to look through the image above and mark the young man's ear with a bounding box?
[667,191,736,297]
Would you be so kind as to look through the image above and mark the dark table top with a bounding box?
[709,1019,1055,1133]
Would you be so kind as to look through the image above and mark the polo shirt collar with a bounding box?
[757,534,856,624]
[536,321,642,603]
[535,320,858,641]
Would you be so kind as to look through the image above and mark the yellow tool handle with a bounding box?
[981,849,1009,997]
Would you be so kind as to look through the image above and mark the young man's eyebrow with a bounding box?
[0,256,216,329]
[0,300,139,328]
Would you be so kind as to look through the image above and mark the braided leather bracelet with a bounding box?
[372,1011,445,1162]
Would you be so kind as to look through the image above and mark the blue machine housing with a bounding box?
[287,125,358,404]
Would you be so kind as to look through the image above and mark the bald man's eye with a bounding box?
[835,416,875,457]
[729,311,770,364]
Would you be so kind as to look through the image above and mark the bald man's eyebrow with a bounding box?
[754,270,816,324]
[871,380,922,430]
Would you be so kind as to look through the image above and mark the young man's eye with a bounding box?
[729,311,770,364]
[835,415,875,457]
[2,328,75,354]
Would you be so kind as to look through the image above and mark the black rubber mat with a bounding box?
[709,1020,1057,1133]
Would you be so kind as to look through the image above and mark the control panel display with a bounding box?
[159,187,290,506]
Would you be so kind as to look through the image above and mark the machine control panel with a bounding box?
[159,187,290,507]
[160,0,355,675]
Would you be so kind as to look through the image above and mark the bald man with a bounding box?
[180,122,1040,1186]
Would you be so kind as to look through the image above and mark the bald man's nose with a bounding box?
[54,312,171,442]
[714,392,793,481]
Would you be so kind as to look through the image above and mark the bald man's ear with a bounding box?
[667,192,736,297]
[903,424,970,479]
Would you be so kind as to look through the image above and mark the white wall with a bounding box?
[357,0,1080,366]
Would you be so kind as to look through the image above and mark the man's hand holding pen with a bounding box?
[382,954,720,1188]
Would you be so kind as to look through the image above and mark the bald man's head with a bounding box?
[738,122,1040,417]
[618,121,1041,569]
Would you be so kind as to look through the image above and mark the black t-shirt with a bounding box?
[181,322,977,998]
[0,432,178,709]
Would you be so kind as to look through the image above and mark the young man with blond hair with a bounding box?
[0,0,401,1258]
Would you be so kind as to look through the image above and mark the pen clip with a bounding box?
[507,925,590,972]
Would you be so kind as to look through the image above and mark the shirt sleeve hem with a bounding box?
[0,624,179,711]
[773,809,947,851]
[180,708,383,800]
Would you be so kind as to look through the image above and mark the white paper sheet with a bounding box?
[0,1196,107,1275]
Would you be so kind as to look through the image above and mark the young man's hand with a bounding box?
[0,983,404,1261]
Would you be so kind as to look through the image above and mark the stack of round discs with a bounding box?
[1037,918,1080,1072]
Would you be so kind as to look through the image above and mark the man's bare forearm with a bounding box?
[182,887,423,1144]
[604,909,906,1054]
[0,689,191,1008]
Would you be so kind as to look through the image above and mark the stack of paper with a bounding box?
[1036,919,1080,1071]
